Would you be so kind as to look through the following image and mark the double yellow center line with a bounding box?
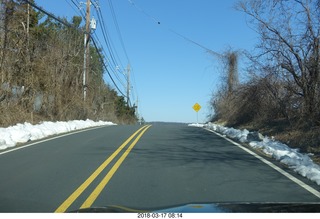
[55,125,152,212]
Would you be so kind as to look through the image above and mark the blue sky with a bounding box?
[35,0,258,123]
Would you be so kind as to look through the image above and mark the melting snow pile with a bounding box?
[0,119,116,151]
[188,123,205,128]
[189,122,320,186]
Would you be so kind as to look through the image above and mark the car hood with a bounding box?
[71,202,320,213]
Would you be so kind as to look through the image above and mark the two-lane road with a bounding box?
[0,123,319,212]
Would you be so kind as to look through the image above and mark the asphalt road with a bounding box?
[0,123,319,212]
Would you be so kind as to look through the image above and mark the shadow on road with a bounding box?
[128,125,263,169]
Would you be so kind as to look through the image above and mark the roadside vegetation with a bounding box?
[0,0,137,127]
[210,0,320,159]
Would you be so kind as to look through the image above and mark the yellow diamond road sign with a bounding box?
[192,103,201,112]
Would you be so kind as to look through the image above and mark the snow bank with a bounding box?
[188,123,205,127]
[204,122,320,186]
[0,119,116,150]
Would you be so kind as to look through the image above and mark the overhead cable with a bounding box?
[24,0,127,98]
[91,37,127,97]
[22,0,72,28]
[127,0,222,57]
[107,0,131,64]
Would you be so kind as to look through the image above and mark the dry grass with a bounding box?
[237,119,320,165]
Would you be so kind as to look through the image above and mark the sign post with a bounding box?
[192,103,201,124]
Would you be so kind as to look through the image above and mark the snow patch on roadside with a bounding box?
[191,122,320,186]
[0,119,116,150]
[188,123,205,127]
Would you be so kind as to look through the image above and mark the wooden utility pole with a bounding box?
[83,0,91,101]
[126,64,130,105]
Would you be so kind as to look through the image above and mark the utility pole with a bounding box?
[83,0,91,101]
[126,64,130,105]
[27,2,29,40]
[136,97,140,124]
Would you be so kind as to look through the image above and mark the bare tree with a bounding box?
[236,0,320,125]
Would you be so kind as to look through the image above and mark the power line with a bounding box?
[107,0,130,64]
[108,0,139,108]
[68,0,129,97]
[127,0,222,57]
[22,0,72,28]
[67,0,121,74]
[92,29,127,91]
[92,33,127,90]
[91,1,132,100]
[69,0,138,108]
[128,0,160,25]
[91,37,127,97]
[23,0,127,99]
[64,0,82,17]
[92,2,121,68]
